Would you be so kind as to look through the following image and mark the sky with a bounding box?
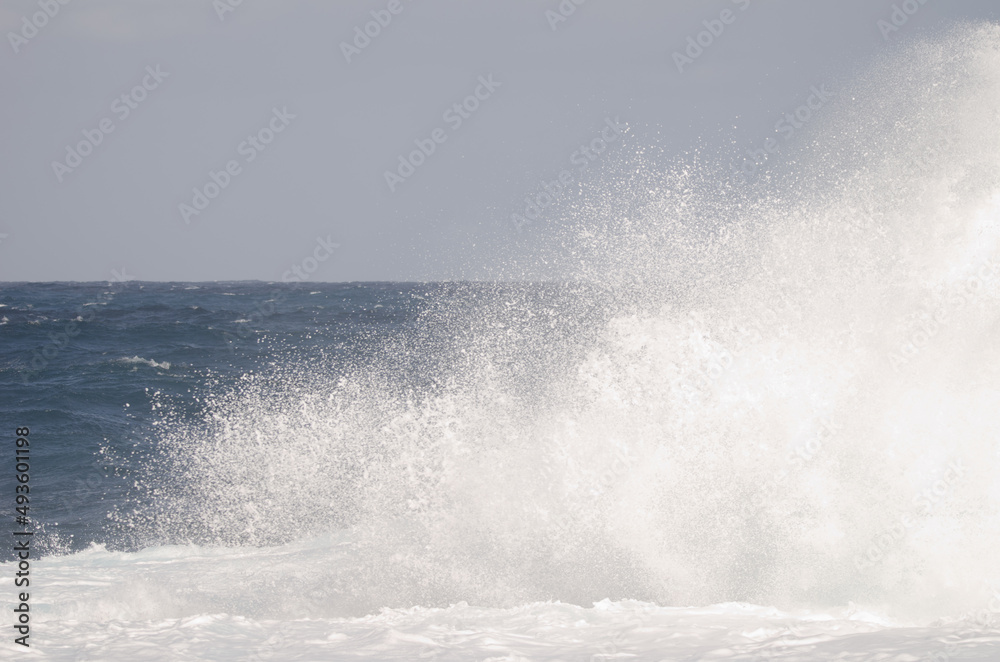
[1,0,998,283]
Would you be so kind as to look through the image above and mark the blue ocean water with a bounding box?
[4,23,1000,660]
[0,282,372,557]
[0,281,602,561]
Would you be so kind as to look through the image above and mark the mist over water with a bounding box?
[113,25,1000,622]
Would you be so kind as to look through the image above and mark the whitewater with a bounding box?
[5,23,1000,661]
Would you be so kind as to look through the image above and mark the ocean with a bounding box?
[2,274,999,660]
[5,24,1000,662]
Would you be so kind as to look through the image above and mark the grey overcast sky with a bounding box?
[1,0,998,282]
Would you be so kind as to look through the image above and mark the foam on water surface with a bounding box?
[5,22,1000,661]
[12,539,1000,660]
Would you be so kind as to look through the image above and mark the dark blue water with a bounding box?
[0,281,605,560]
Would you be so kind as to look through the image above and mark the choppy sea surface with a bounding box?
[5,23,1000,662]
[1,277,998,660]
